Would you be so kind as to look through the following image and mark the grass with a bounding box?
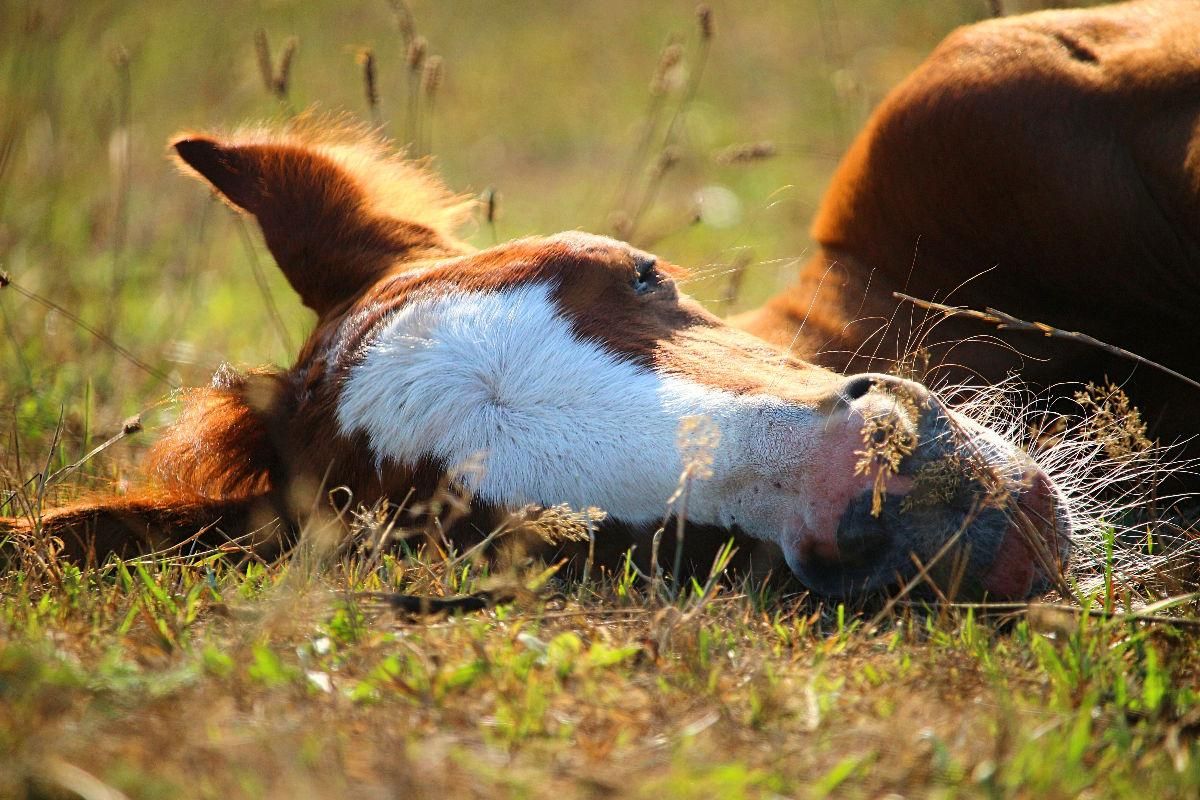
[3,0,1199,797]
[3,548,1200,798]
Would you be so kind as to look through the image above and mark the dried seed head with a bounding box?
[853,388,919,517]
[696,4,714,40]
[901,454,965,513]
[110,44,130,70]
[651,146,681,177]
[254,29,274,92]
[608,210,633,239]
[121,415,143,436]
[651,42,685,95]
[1073,381,1153,460]
[513,503,605,545]
[483,187,498,223]
[678,414,721,481]
[407,35,427,71]
[358,47,379,110]
[422,55,444,97]
[388,0,416,45]
[274,36,298,99]
[0,271,10,289]
[714,141,777,164]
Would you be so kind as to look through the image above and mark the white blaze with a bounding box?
[335,282,819,526]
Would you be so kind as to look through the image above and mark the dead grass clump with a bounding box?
[854,387,919,517]
[1073,380,1154,461]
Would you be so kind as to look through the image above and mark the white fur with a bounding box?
[335,282,823,530]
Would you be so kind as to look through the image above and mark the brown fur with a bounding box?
[737,0,1200,442]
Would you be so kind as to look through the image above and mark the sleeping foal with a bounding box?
[3,122,1071,601]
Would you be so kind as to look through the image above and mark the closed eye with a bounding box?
[632,258,662,295]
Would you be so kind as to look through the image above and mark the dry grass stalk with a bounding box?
[714,141,777,164]
[697,4,714,39]
[274,37,298,98]
[421,54,443,96]
[894,292,1200,393]
[358,47,382,127]
[0,272,176,387]
[648,415,721,600]
[233,216,295,356]
[403,36,428,148]
[253,30,298,102]
[387,0,415,46]
[420,55,444,155]
[45,414,143,487]
[625,7,715,243]
[105,44,132,339]
[254,29,273,91]
[610,37,683,231]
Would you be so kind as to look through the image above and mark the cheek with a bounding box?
[737,407,915,567]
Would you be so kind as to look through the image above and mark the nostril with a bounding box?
[840,374,878,402]
[840,372,932,407]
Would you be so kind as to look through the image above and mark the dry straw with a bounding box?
[895,292,1200,393]
[358,47,382,127]
[254,29,298,103]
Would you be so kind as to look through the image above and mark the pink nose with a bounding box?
[783,372,1072,600]
[981,468,1071,598]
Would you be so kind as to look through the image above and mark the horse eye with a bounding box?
[632,258,661,295]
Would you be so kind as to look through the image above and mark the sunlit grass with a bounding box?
[3,1,1199,797]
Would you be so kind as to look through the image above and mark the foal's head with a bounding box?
[172,121,1071,600]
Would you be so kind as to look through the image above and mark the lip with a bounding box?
[980,469,1072,597]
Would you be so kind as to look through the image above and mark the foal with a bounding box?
[4,121,1070,601]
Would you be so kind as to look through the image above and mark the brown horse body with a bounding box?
[739,0,1200,443]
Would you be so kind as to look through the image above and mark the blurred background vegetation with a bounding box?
[1,0,1057,498]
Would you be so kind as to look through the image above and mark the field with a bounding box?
[4,0,1200,797]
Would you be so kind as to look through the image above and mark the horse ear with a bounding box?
[170,128,473,317]
[173,137,264,213]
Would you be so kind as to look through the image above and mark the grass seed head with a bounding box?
[697,4,715,40]
[651,43,685,95]
[900,454,968,515]
[511,503,606,545]
[854,388,919,517]
[678,414,721,481]
[254,29,274,92]
[407,36,427,72]
[274,37,298,99]
[1073,381,1153,461]
[422,55,444,99]
[714,141,777,164]
[358,47,379,110]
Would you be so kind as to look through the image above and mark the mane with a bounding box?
[144,366,286,501]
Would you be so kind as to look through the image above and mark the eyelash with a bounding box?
[632,261,661,295]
